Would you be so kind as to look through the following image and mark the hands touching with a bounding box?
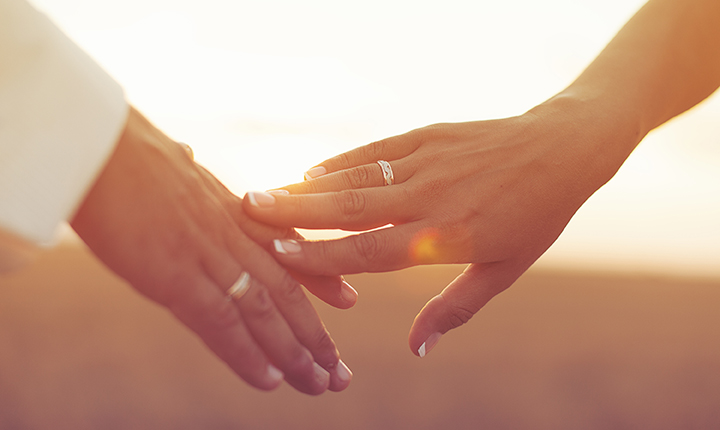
[242,0,720,358]
[242,98,627,357]
[67,0,720,389]
[71,107,354,394]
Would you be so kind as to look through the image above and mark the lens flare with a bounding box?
[410,228,441,264]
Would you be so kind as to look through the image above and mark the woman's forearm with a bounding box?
[531,0,720,198]
[560,0,720,134]
[241,0,720,357]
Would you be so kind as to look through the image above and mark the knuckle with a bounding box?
[411,126,436,143]
[366,139,388,160]
[162,228,195,262]
[418,177,449,196]
[422,122,449,136]
[413,123,455,145]
[335,151,352,169]
[313,242,342,277]
[308,327,339,366]
[301,178,322,194]
[273,275,308,306]
[333,190,367,220]
[151,266,194,306]
[352,233,385,263]
[283,349,315,375]
[203,299,243,332]
[342,166,370,189]
[243,284,277,320]
[359,142,379,161]
[445,302,476,329]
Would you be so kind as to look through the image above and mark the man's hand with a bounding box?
[71,107,352,394]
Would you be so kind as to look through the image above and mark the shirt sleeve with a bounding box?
[0,0,128,255]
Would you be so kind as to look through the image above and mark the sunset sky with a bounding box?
[34,0,720,277]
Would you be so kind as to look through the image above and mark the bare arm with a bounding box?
[544,0,720,192]
[243,0,720,357]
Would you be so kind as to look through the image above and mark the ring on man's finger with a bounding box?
[377,160,394,186]
[226,271,251,301]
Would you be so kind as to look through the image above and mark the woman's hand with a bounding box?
[244,0,720,358]
[193,155,358,313]
[242,98,629,357]
[72,107,353,394]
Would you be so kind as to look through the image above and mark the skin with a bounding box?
[242,0,720,356]
[72,107,355,394]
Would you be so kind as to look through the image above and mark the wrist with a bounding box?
[523,90,646,201]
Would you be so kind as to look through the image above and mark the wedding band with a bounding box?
[226,271,251,301]
[377,160,394,186]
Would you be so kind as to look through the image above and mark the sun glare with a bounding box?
[410,228,442,264]
[32,0,720,277]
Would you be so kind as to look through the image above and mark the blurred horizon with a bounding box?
[34,0,720,278]
[3,243,720,429]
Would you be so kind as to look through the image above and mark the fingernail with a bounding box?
[304,166,327,180]
[340,281,358,302]
[274,239,302,254]
[247,191,276,207]
[313,362,330,386]
[418,332,442,358]
[267,189,290,196]
[336,360,352,382]
[267,364,284,383]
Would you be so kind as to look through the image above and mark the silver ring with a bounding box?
[377,160,394,186]
[226,271,251,301]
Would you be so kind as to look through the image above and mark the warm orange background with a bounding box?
[1,244,719,429]
[4,1,719,427]
[32,0,719,277]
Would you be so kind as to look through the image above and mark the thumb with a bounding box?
[408,261,523,357]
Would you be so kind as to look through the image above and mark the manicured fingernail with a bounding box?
[340,281,358,302]
[418,332,442,358]
[273,239,302,254]
[313,362,330,386]
[267,364,284,383]
[247,191,276,207]
[336,360,352,382]
[304,166,327,180]
[267,189,290,196]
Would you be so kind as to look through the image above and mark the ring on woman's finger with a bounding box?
[377,160,394,186]
[226,271,251,301]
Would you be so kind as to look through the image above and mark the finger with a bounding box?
[194,167,358,311]
[282,159,410,195]
[288,269,358,310]
[177,142,194,160]
[198,166,297,243]
[219,198,358,310]
[199,241,332,395]
[270,223,455,276]
[303,133,421,179]
[231,276,332,395]
[164,275,284,391]
[223,234,352,392]
[408,261,525,357]
[243,188,412,231]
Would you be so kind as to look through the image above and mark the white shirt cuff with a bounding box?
[0,0,128,247]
